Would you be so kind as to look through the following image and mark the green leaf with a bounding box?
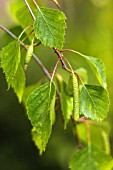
[10,0,25,16]
[26,83,56,154]
[71,51,107,88]
[22,82,41,106]
[31,128,45,155]
[16,6,34,27]
[11,64,25,102]
[81,55,107,89]
[69,145,113,170]
[77,122,110,154]
[0,40,20,88]
[61,81,73,129]
[75,67,88,84]
[22,77,48,105]
[80,85,110,121]
[54,73,63,92]
[34,7,66,49]
[66,74,73,96]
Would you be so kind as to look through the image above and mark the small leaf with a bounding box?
[61,81,73,129]
[26,83,56,154]
[11,64,25,102]
[0,40,20,88]
[80,85,110,121]
[82,55,107,89]
[34,7,66,49]
[69,145,113,170]
[71,51,107,88]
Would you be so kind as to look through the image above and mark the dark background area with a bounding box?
[0,0,113,169]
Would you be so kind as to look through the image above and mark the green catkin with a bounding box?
[24,43,33,71]
[72,73,79,121]
[25,44,33,64]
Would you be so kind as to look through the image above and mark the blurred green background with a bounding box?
[0,0,113,169]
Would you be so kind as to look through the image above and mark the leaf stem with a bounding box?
[50,58,61,84]
[0,24,51,81]
[54,48,68,70]
[18,25,33,40]
[33,41,41,47]
[22,29,34,42]
[60,49,87,58]
[61,55,73,72]
[24,0,36,21]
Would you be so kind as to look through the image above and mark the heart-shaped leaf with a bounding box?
[26,83,56,154]
[34,7,66,49]
[69,145,113,170]
[80,85,109,121]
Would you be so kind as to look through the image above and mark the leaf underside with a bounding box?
[34,7,66,49]
[83,55,107,89]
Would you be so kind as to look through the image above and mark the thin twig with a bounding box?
[50,58,60,84]
[0,24,51,81]
[22,29,34,42]
[61,55,73,72]
[24,0,36,21]
[33,41,41,47]
[60,49,87,58]
[18,25,33,40]
[54,48,67,69]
